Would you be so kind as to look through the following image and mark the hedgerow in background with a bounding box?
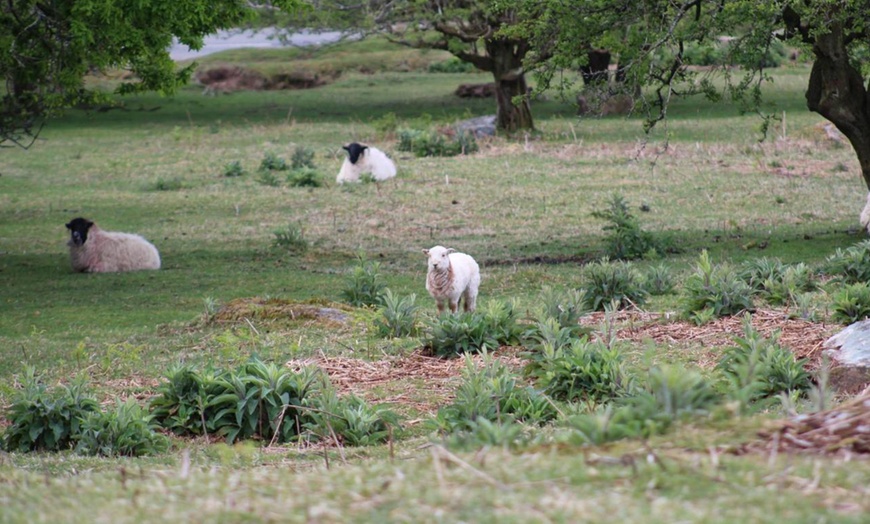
[824,239,870,284]
[1,368,99,453]
[582,258,648,311]
[716,314,812,409]
[340,256,387,307]
[831,283,870,324]
[374,289,421,338]
[590,194,666,260]
[74,400,169,457]
[397,127,478,157]
[683,250,755,324]
[421,300,523,357]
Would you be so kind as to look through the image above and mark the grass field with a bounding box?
[1,41,869,523]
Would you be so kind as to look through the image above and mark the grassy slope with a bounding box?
[0,43,868,522]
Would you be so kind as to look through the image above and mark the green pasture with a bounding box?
[0,42,868,522]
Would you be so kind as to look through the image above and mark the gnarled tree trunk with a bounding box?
[806,25,870,190]
[486,38,534,133]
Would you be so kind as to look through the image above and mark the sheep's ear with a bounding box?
[342,145,350,152]
[446,248,456,254]
[422,249,429,256]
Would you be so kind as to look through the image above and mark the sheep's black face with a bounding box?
[66,217,93,246]
[343,142,368,164]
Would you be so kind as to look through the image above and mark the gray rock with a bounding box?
[455,115,497,138]
[824,319,870,366]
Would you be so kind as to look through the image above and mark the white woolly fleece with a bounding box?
[423,245,480,314]
[861,192,870,233]
[69,226,161,273]
[336,146,397,184]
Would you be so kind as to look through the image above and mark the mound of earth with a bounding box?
[194,66,336,94]
[211,297,351,325]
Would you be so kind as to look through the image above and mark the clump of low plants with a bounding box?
[75,400,170,457]
[582,258,648,311]
[397,127,478,157]
[591,194,666,260]
[223,160,246,177]
[641,263,677,296]
[532,337,632,403]
[824,239,870,284]
[272,223,308,253]
[683,250,755,324]
[304,386,400,447]
[260,151,290,172]
[291,146,315,170]
[374,289,421,338]
[831,282,870,324]
[340,256,387,307]
[421,300,523,357]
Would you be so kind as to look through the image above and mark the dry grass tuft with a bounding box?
[212,297,352,325]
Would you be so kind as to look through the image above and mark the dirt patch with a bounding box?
[211,297,352,326]
[194,66,337,94]
[286,348,526,415]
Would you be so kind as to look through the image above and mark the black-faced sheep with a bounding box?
[422,245,480,314]
[336,142,396,184]
[65,217,161,273]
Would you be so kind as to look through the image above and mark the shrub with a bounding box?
[286,168,324,187]
[824,239,870,284]
[1,369,99,452]
[421,300,522,357]
[533,337,632,402]
[740,257,817,305]
[428,57,476,73]
[642,263,677,296]
[590,194,665,260]
[290,146,315,170]
[563,403,667,445]
[582,258,648,311]
[739,257,786,292]
[272,223,308,253]
[683,250,755,323]
[304,387,400,447]
[256,169,282,187]
[716,314,812,406]
[530,285,590,330]
[634,364,720,419]
[149,364,221,436]
[75,400,170,457]
[831,283,870,324]
[374,289,420,338]
[223,160,245,177]
[430,354,558,437]
[340,256,387,307]
[206,359,320,444]
[396,127,478,157]
[260,152,289,172]
[372,112,399,134]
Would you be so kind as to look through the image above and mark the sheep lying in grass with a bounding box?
[336,142,396,184]
[422,245,480,314]
[861,193,870,233]
[66,217,161,273]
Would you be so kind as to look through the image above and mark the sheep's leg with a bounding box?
[436,300,446,315]
[449,300,458,314]
[463,290,477,312]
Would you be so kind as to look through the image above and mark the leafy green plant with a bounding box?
[642,263,677,296]
[824,239,870,284]
[530,285,590,330]
[396,127,478,157]
[75,400,170,457]
[304,387,400,447]
[563,402,668,446]
[428,57,476,73]
[532,337,632,402]
[152,177,185,191]
[831,282,870,324]
[290,146,315,170]
[683,250,754,322]
[590,194,665,260]
[371,111,399,134]
[740,258,817,305]
[582,258,648,311]
[421,300,522,357]
[430,354,557,437]
[633,364,720,419]
[260,151,289,172]
[149,364,220,436]
[1,369,99,452]
[740,257,787,292]
[222,160,245,177]
[340,256,387,307]
[374,289,420,338]
[286,167,323,187]
[272,223,308,253]
[716,314,812,407]
[256,169,281,187]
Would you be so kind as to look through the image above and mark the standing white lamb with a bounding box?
[336,142,396,184]
[422,245,480,314]
[65,217,161,273]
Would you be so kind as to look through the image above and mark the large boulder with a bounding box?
[824,320,870,393]
[454,115,497,138]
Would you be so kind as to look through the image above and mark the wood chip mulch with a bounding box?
[757,388,870,455]
[580,308,840,369]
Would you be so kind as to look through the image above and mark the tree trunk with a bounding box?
[806,25,870,190]
[486,38,534,133]
[580,49,611,86]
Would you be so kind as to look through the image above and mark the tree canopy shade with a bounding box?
[0,0,301,148]
[517,0,870,193]
[291,0,538,133]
